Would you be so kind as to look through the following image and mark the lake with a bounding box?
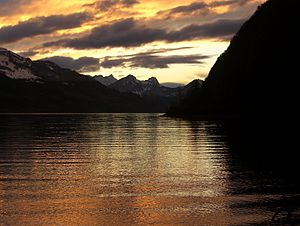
[0,114,299,225]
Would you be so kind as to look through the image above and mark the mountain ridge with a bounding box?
[94,74,118,86]
[108,75,203,112]
[167,0,299,121]
[1,47,204,113]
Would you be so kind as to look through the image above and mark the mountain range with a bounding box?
[0,48,202,113]
[0,48,151,112]
[94,74,203,112]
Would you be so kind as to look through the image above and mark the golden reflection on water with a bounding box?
[0,114,278,225]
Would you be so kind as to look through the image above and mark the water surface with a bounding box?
[0,114,299,225]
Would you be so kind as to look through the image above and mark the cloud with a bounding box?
[38,47,209,72]
[0,12,91,44]
[42,56,100,73]
[100,52,210,69]
[0,0,33,17]
[168,2,209,15]
[166,18,246,42]
[43,17,244,49]
[210,0,249,7]
[159,0,252,18]
[43,18,166,49]
[100,58,124,68]
[84,0,139,11]
[129,54,210,69]
[113,47,195,58]
[18,50,39,57]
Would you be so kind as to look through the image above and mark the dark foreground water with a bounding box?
[0,114,299,225]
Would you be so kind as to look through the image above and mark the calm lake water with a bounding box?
[0,114,299,225]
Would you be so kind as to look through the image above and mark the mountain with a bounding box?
[167,0,299,122]
[180,79,203,99]
[0,48,89,82]
[166,0,300,163]
[110,75,160,95]
[0,48,152,113]
[109,75,188,112]
[167,79,203,110]
[94,74,117,86]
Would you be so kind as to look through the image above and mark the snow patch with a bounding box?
[0,55,15,70]
[48,65,55,70]
[4,68,38,80]
[0,55,38,80]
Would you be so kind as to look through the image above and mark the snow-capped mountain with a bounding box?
[0,48,38,80]
[108,75,180,111]
[109,74,178,97]
[94,74,117,86]
[108,74,203,112]
[110,74,145,95]
[0,47,88,82]
[108,74,203,99]
[0,48,153,113]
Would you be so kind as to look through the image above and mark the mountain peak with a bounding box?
[0,47,9,52]
[94,74,117,86]
[0,48,37,80]
[125,74,137,80]
[0,48,93,82]
[188,79,203,86]
[147,77,159,85]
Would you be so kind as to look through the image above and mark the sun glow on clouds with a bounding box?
[0,0,265,83]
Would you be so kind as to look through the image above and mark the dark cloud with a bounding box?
[0,12,91,44]
[18,50,39,58]
[84,0,139,11]
[100,47,195,68]
[129,55,210,69]
[114,47,194,58]
[210,0,249,7]
[169,2,208,14]
[44,18,166,49]
[38,47,209,71]
[0,0,33,16]
[100,53,210,69]
[42,56,100,73]
[159,0,252,18]
[122,0,139,6]
[166,18,246,42]
[44,17,244,49]
[100,58,125,68]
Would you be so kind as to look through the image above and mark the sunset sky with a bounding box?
[0,0,265,84]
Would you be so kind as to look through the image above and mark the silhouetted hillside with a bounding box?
[167,0,299,122]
